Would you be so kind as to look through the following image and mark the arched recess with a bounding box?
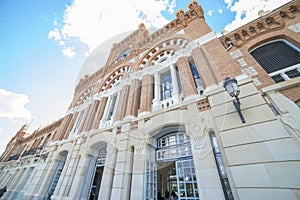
[44,150,68,200]
[74,85,96,107]
[250,38,300,83]
[144,125,200,200]
[138,36,190,68]
[98,65,133,92]
[84,142,108,200]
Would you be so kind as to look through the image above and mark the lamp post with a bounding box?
[223,77,246,123]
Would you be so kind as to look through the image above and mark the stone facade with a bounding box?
[1,1,300,200]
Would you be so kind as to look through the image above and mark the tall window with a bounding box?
[189,61,203,94]
[106,94,118,120]
[250,39,300,83]
[160,71,173,100]
[209,132,234,200]
[175,66,183,94]
[73,110,85,133]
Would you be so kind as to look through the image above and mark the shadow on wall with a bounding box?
[0,186,7,198]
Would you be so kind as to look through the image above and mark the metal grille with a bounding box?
[286,69,300,78]
[272,74,285,83]
[251,41,300,73]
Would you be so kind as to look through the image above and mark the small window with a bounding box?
[119,50,130,61]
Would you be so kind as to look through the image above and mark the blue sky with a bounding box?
[0,0,290,154]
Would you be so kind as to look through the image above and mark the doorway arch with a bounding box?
[45,150,68,200]
[86,142,107,200]
[145,126,199,200]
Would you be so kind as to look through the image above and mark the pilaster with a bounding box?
[98,144,118,200]
[139,74,154,114]
[170,64,181,103]
[92,97,108,129]
[125,79,141,117]
[177,57,198,97]
[115,85,130,121]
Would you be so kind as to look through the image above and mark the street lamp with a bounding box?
[223,77,246,123]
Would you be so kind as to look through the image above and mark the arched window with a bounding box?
[145,126,199,200]
[250,39,300,83]
[188,59,203,95]
[209,132,234,200]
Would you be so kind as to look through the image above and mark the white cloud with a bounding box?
[48,28,62,41]
[224,0,234,8]
[62,46,76,58]
[218,8,223,14]
[0,89,31,120]
[59,40,65,46]
[224,0,291,32]
[48,0,176,57]
[207,10,213,16]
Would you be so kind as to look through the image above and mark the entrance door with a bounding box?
[144,160,157,200]
[88,146,107,200]
[176,159,199,200]
[89,159,104,200]
[46,151,67,200]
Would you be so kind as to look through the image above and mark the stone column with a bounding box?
[93,97,108,129]
[140,74,154,114]
[52,155,72,198]
[130,143,148,200]
[110,143,134,200]
[55,114,73,141]
[115,85,130,121]
[176,57,198,97]
[152,72,161,110]
[170,64,181,103]
[125,79,141,117]
[62,146,81,197]
[35,148,60,197]
[63,112,78,139]
[98,144,118,200]
[86,100,100,131]
[68,153,94,199]
[78,104,92,133]
[81,103,95,132]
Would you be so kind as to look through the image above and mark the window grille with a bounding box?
[250,40,300,83]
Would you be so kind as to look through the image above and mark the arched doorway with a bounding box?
[145,126,199,200]
[45,151,68,200]
[88,144,107,200]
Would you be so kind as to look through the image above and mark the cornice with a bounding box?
[219,0,300,49]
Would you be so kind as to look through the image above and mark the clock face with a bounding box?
[120,50,130,61]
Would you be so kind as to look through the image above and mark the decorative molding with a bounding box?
[220,1,300,48]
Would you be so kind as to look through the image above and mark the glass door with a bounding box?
[144,160,157,200]
[176,159,199,200]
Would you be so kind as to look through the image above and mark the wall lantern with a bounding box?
[223,77,246,123]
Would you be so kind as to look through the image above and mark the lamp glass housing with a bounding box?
[223,77,240,97]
